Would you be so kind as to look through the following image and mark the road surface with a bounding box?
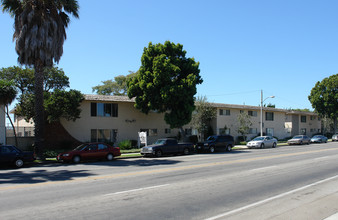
[1,142,338,219]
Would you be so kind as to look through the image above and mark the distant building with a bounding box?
[10,95,321,146]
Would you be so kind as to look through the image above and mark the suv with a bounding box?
[196,135,234,153]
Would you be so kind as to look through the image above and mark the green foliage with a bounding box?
[92,71,137,96]
[0,79,17,106]
[309,74,338,131]
[0,66,84,123]
[128,41,203,129]
[191,96,217,139]
[237,111,252,140]
[118,140,137,150]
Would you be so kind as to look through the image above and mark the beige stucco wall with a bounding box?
[0,105,5,145]
[215,107,321,140]
[61,101,183,144]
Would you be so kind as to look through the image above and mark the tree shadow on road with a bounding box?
[0,169,93,184]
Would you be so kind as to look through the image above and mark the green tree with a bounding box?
[191,96,217,140]
[0,66,81,123]
[1,0,79,159]
[92,71,137,96]
[0,80,18,146]
[128,41,203,136]
[237,111,252,141]
[309,74,338,132]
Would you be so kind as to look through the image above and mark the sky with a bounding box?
[1,0,337,112]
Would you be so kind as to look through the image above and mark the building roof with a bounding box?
[84,94,318,116]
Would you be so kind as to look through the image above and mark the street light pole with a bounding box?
[260,90,275,136]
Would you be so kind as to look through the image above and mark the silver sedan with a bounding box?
[247,136,277,149]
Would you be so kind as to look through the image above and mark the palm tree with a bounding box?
[1,0,79,159]
[0,80,18,146]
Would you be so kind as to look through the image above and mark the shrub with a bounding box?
[118,140,137,150]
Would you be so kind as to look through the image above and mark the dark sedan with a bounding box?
[57,142,121,163]
[0,145,35,168]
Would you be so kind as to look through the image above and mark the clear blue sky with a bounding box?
[1,0,337,111]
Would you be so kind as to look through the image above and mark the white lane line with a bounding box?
[249,166,278,172]
[104,184,170,196]
[205,174,338,220]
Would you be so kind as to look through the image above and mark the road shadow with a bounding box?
[0,168,94,184]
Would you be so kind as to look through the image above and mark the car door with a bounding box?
[97,143,109,159]
[81,144,98,160]
[0,146,17,163]
[265,136,273,147]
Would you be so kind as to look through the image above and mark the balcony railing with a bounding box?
[6,127,35,137]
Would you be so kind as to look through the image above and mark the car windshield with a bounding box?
[207,136,216,141]
[253,137,264,141]
[154,140,166,145]
[73,144,87,151]
[293,136,302,139]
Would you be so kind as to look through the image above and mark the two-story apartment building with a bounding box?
[59,95,320,144]
[10,95,321,146]
[213,103,321,140]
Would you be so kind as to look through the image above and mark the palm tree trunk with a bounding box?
[34,61,45,160]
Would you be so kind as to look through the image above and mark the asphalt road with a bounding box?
[1,142,338,220]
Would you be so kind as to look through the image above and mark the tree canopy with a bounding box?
[128,41,203,129]
[92,71,137,96]
[0,66,83,123]
[191,96,216,140]
[308,74,338,132]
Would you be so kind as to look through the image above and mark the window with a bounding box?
[266,128,274,136]
[149,129,158,136]
[91,129,118,142]
[240,110,244,114]
[249,128,257,134]
[219,109,230,116]
[91,102,118,117]
[98,143,108,150]
[301,116,307,123]
[300,128,306,135]
[310,116,316,120]
[219,128,230,135]
[165,128,171,134]
[265,112,274,121]
[248,111,257,117]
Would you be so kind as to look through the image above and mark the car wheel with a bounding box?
[106,153,114,161]
[300,141,303,145]
[260,143,265,149]
[226,145,232,152]
[14,158,24,168]
[155,150,162,157]
[307,141,310,145]
[272,143,276,148]
[209,146,215,153]
[183,148,190,155]
[72,155,81,163]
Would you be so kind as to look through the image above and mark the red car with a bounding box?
[57,143,121,163]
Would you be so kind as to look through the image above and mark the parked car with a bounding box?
[141,138,194,157]
[196,135,234,153]
[332,134,338,142]
[310,135,328,143]
[57,142,121,163]
[287,135,311,145]
[0,145,35,168]
[246,136,277,149]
